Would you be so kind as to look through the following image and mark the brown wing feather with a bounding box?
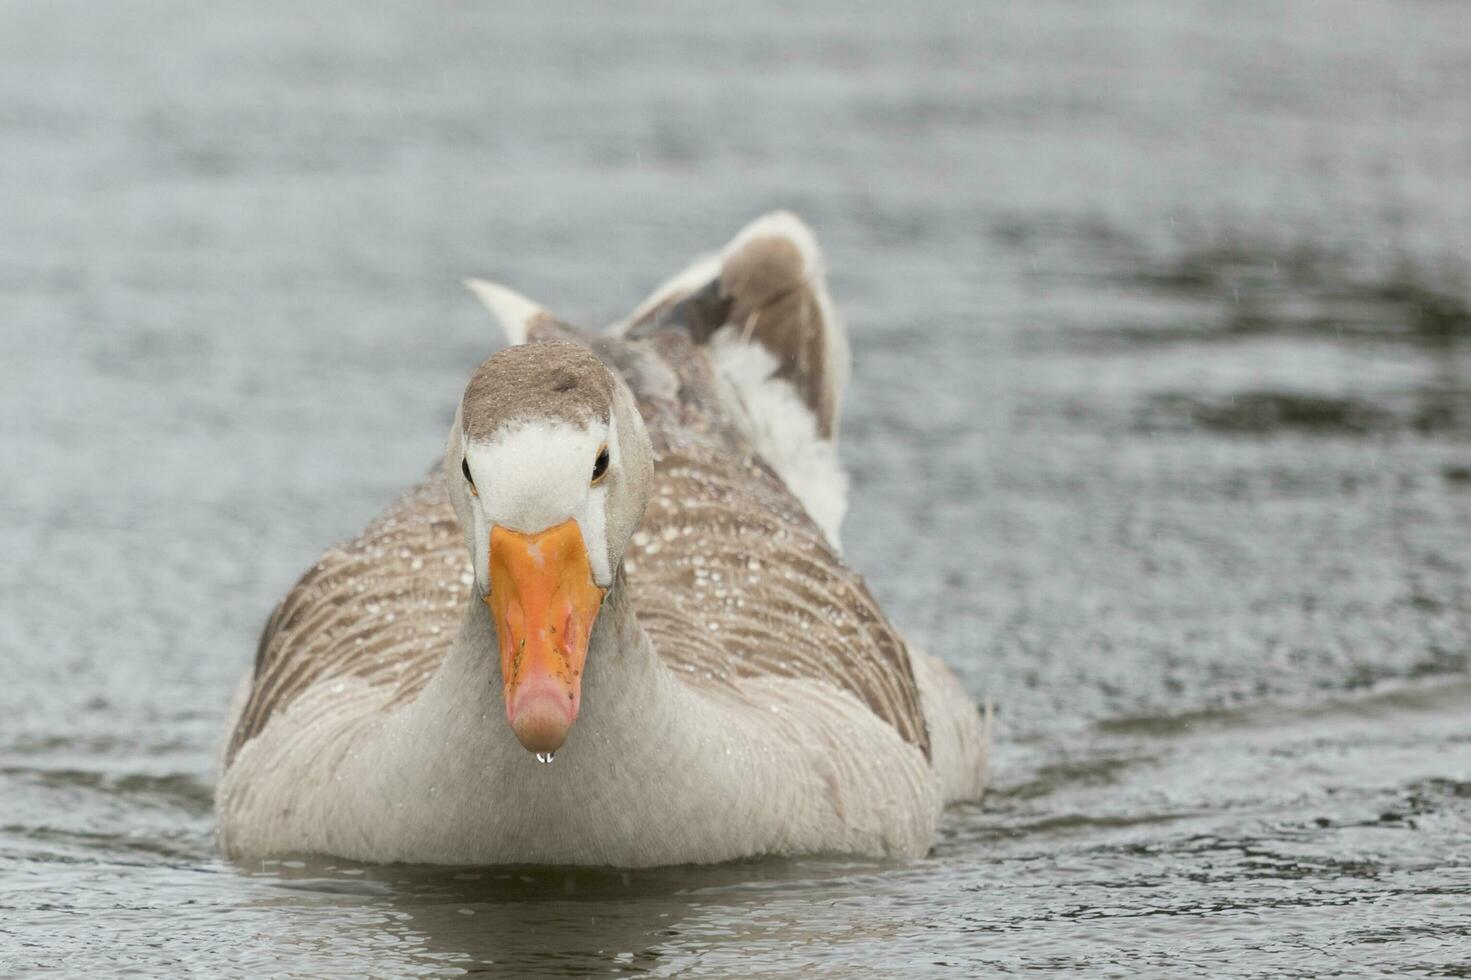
[626,449,930,757]
[625,219,845,439]
[594,330,930,758]
[230,330,928,763]
[227,479,470,764]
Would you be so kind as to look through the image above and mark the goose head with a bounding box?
[444,339,654,756]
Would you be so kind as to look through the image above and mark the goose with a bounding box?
[216,212,988,866]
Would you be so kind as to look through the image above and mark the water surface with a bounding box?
[3,1,1469,975]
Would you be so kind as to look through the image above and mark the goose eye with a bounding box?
[591,445,610,485]
[461,457,478,496]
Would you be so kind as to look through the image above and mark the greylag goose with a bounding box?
[217,212,988,866]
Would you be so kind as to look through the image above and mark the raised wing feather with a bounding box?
[617,211,851,440]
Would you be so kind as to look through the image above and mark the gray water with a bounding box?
[3,1,1470,976]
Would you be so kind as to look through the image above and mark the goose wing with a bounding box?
[614,211,851,442]
[226,478,467,765]
[589,328,931,760]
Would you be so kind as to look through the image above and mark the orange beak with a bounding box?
[486,519,607,755]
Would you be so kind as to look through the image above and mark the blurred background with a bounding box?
[2,1,1468,975]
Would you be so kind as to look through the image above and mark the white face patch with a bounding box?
[462,418,619,589]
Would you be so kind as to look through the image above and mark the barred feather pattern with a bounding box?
[623,448,930,758]
[227,479,470,765]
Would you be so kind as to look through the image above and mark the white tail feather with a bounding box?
[463,278,546,347]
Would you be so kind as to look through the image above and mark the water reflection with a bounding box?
[244,855,900,976]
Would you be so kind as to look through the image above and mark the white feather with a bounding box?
[465,420,615,587]
[707,329,848,550]
[463,278,545,347]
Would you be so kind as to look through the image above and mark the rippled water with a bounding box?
[3,1,1469,975]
